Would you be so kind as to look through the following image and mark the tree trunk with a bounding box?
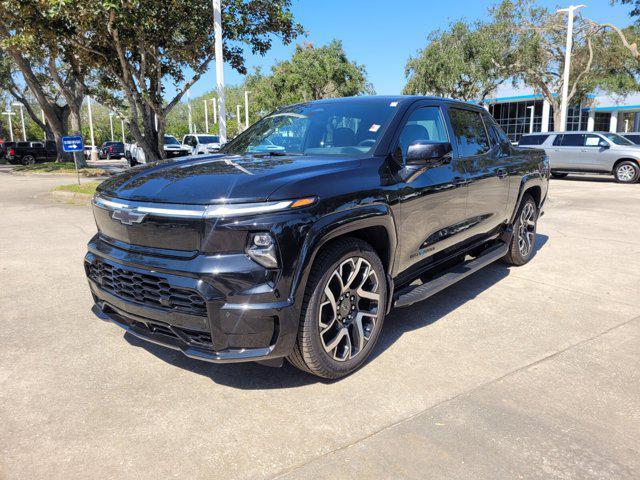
[68,102,87,167]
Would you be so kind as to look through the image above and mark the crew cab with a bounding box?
[85,96,548,379]
[99,141,125,160]
[519,131,640,183]
[183,134,222,155]
[5,140,57,165]
[125,135,191,166]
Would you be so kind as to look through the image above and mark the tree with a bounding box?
[403,21,510,102]
[246,40,373,115]
[52,0,302,162]
[0,2,90,164]
[491,0,617,130]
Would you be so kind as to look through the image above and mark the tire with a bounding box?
[288,238,388,379]
[503,194,538,266]
[551,172,568,179]
[613,161,639,184]
[22,155,36,166]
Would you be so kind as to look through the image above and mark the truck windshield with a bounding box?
[222,99,399,156]
[602,133,635,146]
[164,135,180,145]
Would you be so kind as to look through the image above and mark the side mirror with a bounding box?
[599,140,610,149]
[405,141,452,166]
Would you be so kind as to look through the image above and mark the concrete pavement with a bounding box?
[0,171,638,479]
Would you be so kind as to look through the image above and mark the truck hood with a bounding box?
[97,153,359,204]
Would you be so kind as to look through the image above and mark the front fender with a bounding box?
[288,204,397,309]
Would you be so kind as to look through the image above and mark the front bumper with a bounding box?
[85,235,300,363]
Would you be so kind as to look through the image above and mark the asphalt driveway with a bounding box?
[1,170,638,479]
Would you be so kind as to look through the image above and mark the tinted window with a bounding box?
[624,134,640,144]
[164,135,180,145]
[449,108,490,156]
[519,134,549,146]
[17,142,30,148]
[602,132,634,145]
[558,134,584,147]
[397,106,448,159]
[198,135,220,143]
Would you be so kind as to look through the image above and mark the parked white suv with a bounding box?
[519,131,640,183]
[126,135,191,166]
[182,134,222,155]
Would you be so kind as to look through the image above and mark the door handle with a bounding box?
[496,168,508,179]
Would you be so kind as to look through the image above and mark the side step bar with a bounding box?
[394,242,509,308]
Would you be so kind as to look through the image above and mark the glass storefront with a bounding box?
[488,100,543,142]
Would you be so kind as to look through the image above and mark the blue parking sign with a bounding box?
[62,136,84,153]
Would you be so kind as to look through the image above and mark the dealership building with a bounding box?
[484,85,640,142]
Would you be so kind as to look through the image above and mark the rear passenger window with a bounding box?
[449,108,490,156]
[558,134,584,147]
[519,135,549,146]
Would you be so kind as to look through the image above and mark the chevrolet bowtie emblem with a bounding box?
[112,209,147,225]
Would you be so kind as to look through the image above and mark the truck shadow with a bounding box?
[125,234,549,390]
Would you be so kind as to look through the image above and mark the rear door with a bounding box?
[551,133,585,170]
[448,106,510,238]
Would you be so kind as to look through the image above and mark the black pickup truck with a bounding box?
[5,140,57,165]
[85,96,549,378]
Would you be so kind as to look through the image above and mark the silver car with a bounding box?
[518,131,640,183]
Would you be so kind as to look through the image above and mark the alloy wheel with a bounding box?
[318,257,381,362]
[517,202,536,257]
[617,164,636,183]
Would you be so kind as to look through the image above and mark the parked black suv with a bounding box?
[5,140,57,165]
[85,96,549,378]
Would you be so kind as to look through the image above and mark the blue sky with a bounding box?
[177,0,636,99]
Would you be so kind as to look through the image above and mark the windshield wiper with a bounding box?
[250,151,302,157]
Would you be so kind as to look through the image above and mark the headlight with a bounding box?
[203,196,316,218]
[246,232,278,268]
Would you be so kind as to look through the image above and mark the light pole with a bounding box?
[244,90,250,129]
[121,118,126,143]
[187,89,193,134]
[213,0,227,143]
[2,110,15,141]
[527,105,535,134]
[109,112,115,142]
[12,103,26,141]
[212,98,217,125]
[236,104,242,135]
[87,96,95,150]
[557,4,586,131]
[204,99,209,133]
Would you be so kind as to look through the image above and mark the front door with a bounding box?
[447,107,510,239]
[389,102,469,275]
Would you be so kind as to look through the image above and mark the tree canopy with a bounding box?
[403,20,509,101]
[246,40,373,116]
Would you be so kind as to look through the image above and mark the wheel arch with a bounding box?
[612,158,639,174]
[290,206,398,311]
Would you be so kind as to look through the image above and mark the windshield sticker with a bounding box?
[390,101,398,107]
[369,124,381,133]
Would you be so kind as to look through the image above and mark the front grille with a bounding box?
[88,260,207,316]
[130,320,213,348]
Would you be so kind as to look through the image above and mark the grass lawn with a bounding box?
[54,181,100,195]
[13,162,109,177]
